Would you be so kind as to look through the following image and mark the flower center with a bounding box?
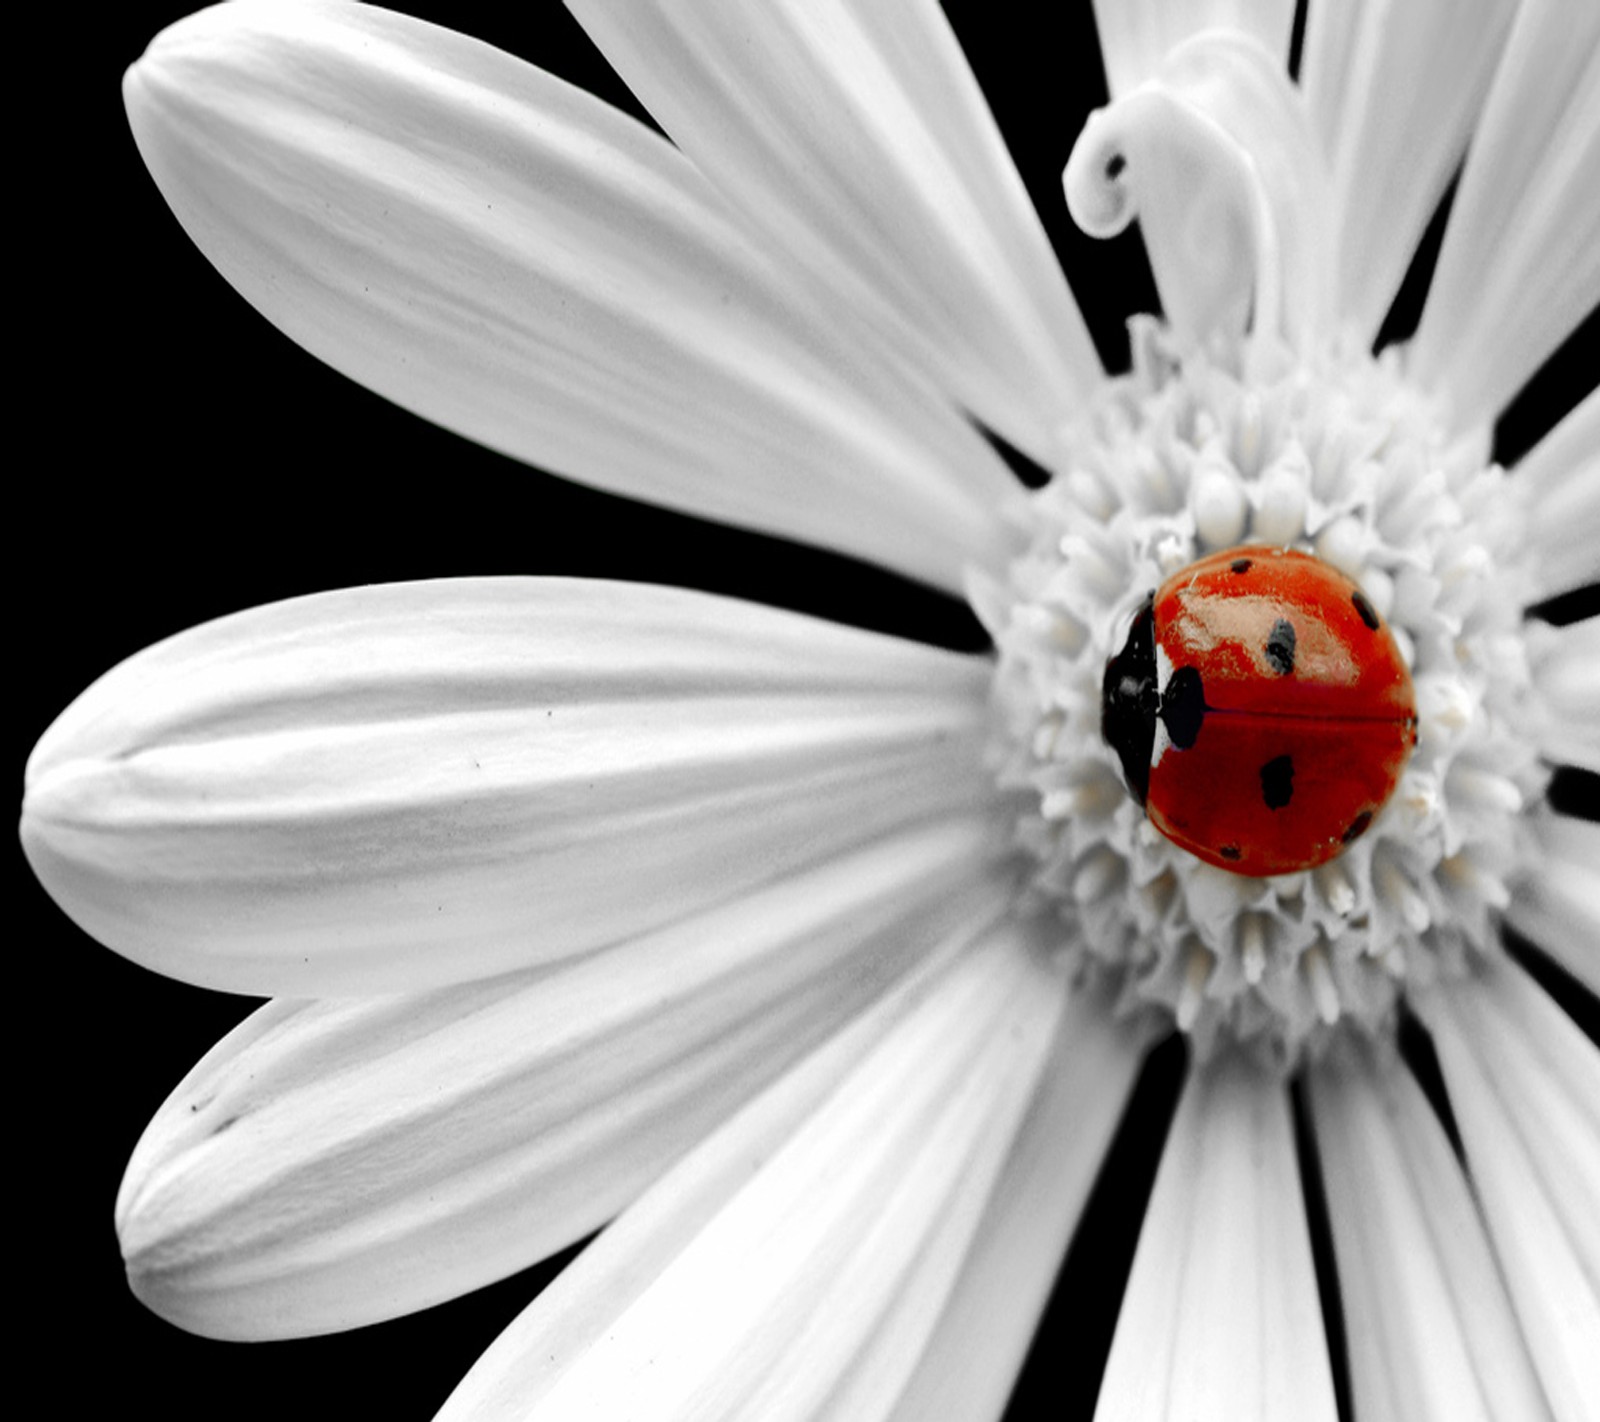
[973,324,1548,1067]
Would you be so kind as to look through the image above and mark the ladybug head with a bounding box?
[1101,592,1211,811]
[1101,594,1157,805]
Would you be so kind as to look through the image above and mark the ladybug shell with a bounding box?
[1144,547,1415,876]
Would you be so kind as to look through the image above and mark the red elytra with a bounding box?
[1101,546,1417,876]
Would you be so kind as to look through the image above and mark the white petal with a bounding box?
[1416,960,1600,1422]
[124,1,1015,592]
[884,989,1147,1422]
[116,817,1009,1340]
[566,0,1101,462]
[1308,1044,1551,1422]
[1506,808,1600,997]
[23,578,995,995]
[1516,386,1600,601]
[1302,0,1518,346]
[1532,617,1600,776]
[436,936,966,1421]
[1091,0,1296,98]
[1407,0,1600,427]
[1064,32,1332,353]
[1093,1055,1336,1422]
[437,919,1068,1422]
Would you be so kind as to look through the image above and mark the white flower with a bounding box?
[24,2,1598,1419]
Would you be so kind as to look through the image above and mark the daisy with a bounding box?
[24,1,1598,1419]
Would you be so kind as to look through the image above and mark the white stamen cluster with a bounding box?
[973,320,1549,1066]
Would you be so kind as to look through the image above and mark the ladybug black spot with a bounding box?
[1230,557,1252,574]
[1264,618,1297,676]
[1161,665,1207,750]
[1342,810,1374,843]
[1219,844,1241,861]
[1260,755,1295,810]
[1352,590,1381,630]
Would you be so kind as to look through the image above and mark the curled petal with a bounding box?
[1064,31,1332,354]
[23,579,995,995]
[117,817,1010,1339]
[123,1,1016,590]
[1091,0,1297,98]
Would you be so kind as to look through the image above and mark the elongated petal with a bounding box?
[1516,386,1600,601]
[124,2,1016,592]
[1094,1055,1336,1422]
[1416,960,1600,1422]
[1091,0,1296,97]
[566,0,1100,462]
[22,578,995,995]
[884,988,1147,1422]
[1064,31,1332,353]
[438,918,1067,1422]
[437,928,977,1422]
[1506,808,1600,997]
[1302,0,1517,346]
[1407,0,1600,427]
[117,817,1010,1340]
[1532,616,1600,776]
[1308,1044,1551,1422]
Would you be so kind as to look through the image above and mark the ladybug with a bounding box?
[1101,546,1417,876]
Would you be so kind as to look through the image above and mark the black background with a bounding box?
[18,4,1591,1419]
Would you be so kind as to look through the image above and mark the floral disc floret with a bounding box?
[974,323,1549,1066]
